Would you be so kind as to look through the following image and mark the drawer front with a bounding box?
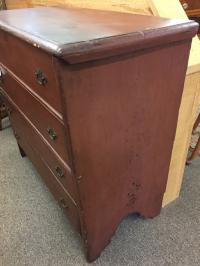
[17,136,81,233]
[6,99,79,203]
[1,71,69,164]
[0,30,62,113]
[180,0,200,10]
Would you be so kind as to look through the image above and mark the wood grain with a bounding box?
[6,0,152,15]
[163,71,200,206]
[32,0,152,14]
[5,0,31,9]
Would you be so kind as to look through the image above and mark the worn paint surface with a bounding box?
[4,0,200,209]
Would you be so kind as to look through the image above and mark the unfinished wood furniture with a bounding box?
[5,0,152,15]
[187,113,200,162]
[4,0,30,9]
[149,0,200,206]
[0,7,197,262]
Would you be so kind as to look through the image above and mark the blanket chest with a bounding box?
[0,7,198,262]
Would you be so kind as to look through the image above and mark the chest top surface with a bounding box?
[0,7,198,63]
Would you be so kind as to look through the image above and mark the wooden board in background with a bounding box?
[6,0,152,15]
[148,0,200,206]
[163,71,200,206]
[5,0,31,9]
[149,0,200,74]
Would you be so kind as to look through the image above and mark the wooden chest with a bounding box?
[0,7,198,262]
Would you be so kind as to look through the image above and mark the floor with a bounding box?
[1,118,200,266]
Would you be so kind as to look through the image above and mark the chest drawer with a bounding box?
[17,136,81,234]
[6,98,79,203]
[1,70,69,164]
[180,0,200,10]
[0,30,62,113]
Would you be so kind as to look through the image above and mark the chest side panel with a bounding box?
[60,41,191,260]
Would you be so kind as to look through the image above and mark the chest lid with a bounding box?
[0,7,198,64]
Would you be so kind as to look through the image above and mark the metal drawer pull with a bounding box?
[182,2,189,9]
[55,166,65,178]
[60,198,69,209]
[35,69,48,86]
[47,127,57,141]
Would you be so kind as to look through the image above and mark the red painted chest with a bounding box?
[0,7,198,262]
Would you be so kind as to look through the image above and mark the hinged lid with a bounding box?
[0,7,198,64]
